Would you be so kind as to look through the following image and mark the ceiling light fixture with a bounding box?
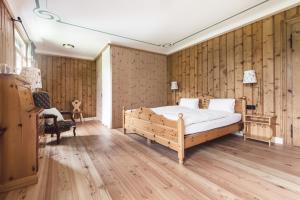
[62,43,75,49]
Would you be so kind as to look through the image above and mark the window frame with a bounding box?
[14,28,28,73]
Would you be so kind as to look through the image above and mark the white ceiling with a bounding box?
[6,0,300,60]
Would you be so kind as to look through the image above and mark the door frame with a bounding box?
[285,17,300,145]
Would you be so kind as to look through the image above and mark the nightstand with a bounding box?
[243,114,276,146]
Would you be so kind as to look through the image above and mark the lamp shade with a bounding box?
[20,67,42,89]
[243,70,257,84]
[171,81,178,90]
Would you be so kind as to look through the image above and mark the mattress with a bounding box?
[184,113,241,135]
[150,106,242,135]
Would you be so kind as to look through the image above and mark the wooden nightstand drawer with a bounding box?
[243,115,276,146]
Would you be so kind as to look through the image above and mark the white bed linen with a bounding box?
[150,106,241,135]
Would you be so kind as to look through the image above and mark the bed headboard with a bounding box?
[199,96,247,116]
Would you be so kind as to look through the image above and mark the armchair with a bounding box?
[32,91,76,144]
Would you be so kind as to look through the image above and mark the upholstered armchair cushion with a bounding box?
[33,91,51,109]
[44,121,76,133]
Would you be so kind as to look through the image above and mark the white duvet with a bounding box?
[151,106,241,134]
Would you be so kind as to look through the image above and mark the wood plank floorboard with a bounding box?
[1,121,300,200]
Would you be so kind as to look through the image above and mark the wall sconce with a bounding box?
[171,81,178,105]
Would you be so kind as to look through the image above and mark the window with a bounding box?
[15,29,27,74]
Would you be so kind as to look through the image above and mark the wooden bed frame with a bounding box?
[123,96,246,164]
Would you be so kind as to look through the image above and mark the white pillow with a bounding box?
[208,99,235,113]
[179,98,199,109]
[41,108,64,125]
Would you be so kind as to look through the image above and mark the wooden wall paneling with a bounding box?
[82,61,87,117]
[213,37,220,97]
[167,56,172,104]
[243,25,253,108]
[234,29,243,99]
[46,56,53,103]
[77,60,83,111]
[181,50,186,98]
[252,21,263,114]
[226,32,235,98]
[65,58,70,112]
[110,45,167,128]
[274,13,284,137]
[262,17,275,115]
[193,47,197,96]
[61,57,66,111]
[175,52,179,102]
[74,59,79,101]
[51,57,57,107]
[207,40,214,96]
[202,42,208,95]
[92,61,97,116]
[0,1,14,67]
[185,48,190,97]
[41,55,47,90]
[166,5,300,139]
[219,35,227,98]
[3,7,14,67]
[197,44,202,96]
[87,61,92,116]
[36,54,96,117]
[178,52,182,100]
[286,7,298,19]
[190,47,195,97]
[58,57,63,110]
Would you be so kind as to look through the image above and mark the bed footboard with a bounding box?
[123,107,185,164]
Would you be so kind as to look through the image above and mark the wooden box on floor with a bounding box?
[0,75,40,192]
[243,114,276,146]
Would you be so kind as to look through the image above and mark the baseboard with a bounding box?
[0,174,38,193]
[272,137,284,144]
[75,117,98,122]
[234,131,284,145]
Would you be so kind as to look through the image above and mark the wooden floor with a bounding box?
[1,121,300,200]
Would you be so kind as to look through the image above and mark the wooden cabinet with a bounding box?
[0,75,40,192]
[243,114,276,146]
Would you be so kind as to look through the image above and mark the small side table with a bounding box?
[243,114,276,146]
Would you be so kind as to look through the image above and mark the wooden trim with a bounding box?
[124,96,246,164]
[0,174,38,193]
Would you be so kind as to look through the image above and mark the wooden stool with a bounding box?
[72,100,84,123]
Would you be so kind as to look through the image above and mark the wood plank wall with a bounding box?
[0,0,15,67]
[167,5,300,139]
[111,45,167,128]
[36,54,97,118]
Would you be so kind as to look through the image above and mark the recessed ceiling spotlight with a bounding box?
[62,43,75,49]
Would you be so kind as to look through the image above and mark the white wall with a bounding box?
[101,46,112,128]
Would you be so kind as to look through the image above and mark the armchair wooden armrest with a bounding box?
[60,111,75,122]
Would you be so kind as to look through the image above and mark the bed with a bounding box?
[122,96,246,164]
